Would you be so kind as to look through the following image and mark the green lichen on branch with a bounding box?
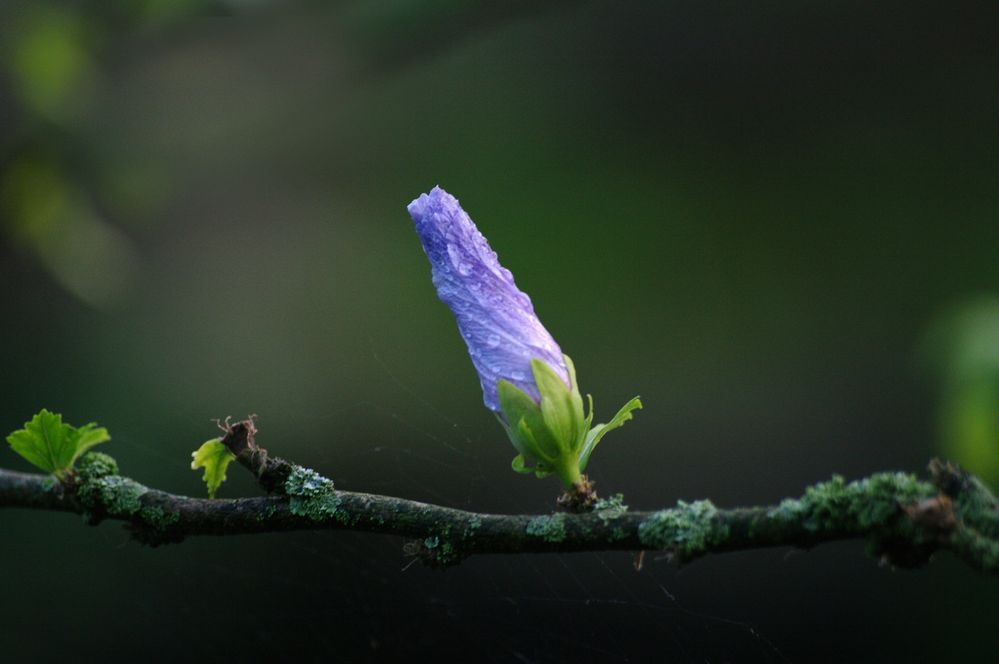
[435,540,460,566]
[74,452,147,519]
[928,459,999,570]
[638,499,727,558]
[463,515,482,538]
[767,472,936,533]
[138,504,181,530]
[761,472,949,565]
[77,475,147,517]
[419,532,461,566]
[403,522,468,567]
[71,452,181,540]
[2,453,998,576]
[526,513,567,543]
[945,472,999,538]
[594,493,628,525]
[284,466,341,521]
[75,451,119,480]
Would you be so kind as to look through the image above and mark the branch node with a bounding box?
[219,416,294,494]
[557,474,598,513]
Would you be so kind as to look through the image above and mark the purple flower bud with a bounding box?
[407,186,570,412]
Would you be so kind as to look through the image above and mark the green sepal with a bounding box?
[511,453,532,474]
[498,355,641,488]
[511,453,552,478]
[6,409,110,479]
[583,393,594,433]
[190,438,236,498]
[563,355,588,452]
[578,396,643,472]
[498,379,560,461]
[532,357,585,456]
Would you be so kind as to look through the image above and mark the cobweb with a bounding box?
[102,345,792,663]
[263,346,794,664]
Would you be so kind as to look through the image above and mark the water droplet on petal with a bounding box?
[511,370,526,381]
[486,334,500,348]
[457,261,473,276]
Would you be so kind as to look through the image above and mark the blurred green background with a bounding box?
[2,1,998,661]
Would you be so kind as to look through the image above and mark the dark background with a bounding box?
[2,1,998,661]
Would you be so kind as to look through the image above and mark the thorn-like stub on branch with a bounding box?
[557,474,598,513]
[219,415,258,457]
[217,415,293,494]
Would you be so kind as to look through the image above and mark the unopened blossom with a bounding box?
[407,186,569,412]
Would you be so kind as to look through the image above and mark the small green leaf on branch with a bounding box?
[579,397,643,472]
[6,409,110,479]
[191,438,236,498]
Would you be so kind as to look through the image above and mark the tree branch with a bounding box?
[2,435,997,572]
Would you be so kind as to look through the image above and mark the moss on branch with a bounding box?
[1,449,997,574]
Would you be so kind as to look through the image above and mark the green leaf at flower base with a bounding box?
[510,432,555,480]
[498,379,560,461]
[512,453,553,479]
[498,381,539,457]
[190,438,237,498]
[578,397,643,472]
[532,357,585,455]
[561,354,589,453]
[583,393,594,434]
[511,453,532,474]
[6,409,110,478]
[511,452,553,478]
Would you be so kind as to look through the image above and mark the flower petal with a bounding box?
[408,186,569,412]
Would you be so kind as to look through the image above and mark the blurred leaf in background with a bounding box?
[5,6,100,125]
[1,155,139,306]
[0,0,219,308]
[2,1,999,660]
[921,297,999,486]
